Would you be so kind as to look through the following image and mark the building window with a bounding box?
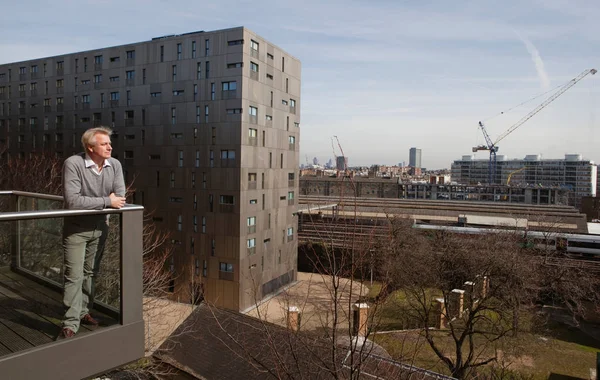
[172,65,177,81]
[177,43,182,60]
[205,39,210,56]
[250,62,259,72]
[249,128,257,138]
[170,171,175,188]
[228,39,243,46]
[171,107,176,125]
[211,82,215,100]
[219,195,234,204]
[210,151,214,168]
[249,106,257,116]
[250,40,259,52]
[109,76,119,82]
[110,92,119,100]
[194,259,200,275]
[196,106,201,123]
[126,70,135,80]
[247,238,256,254]
[195,150,200,167]
[205,61,210,78]
[249,199,257,205]
[194,84,198,100]
[221,150,235,160]
[222,81,236,91]
[160,45,164,62]
[191,41,197,58]
[205,105,209,123]
[202,260,207,277]
[150,92,161,97]
[226,108,242,114]
[247,217,256,235]
[178,150,184,167]
[177,215,182,231]
[110,56,120,62]
[196,62,201,79]
[227,62,243,69]
[202,216,206,233]
[282,99,288,106]
[267,53,274,60]
[173,89,184,96]
[193,215,198,233]
[219,262,233,273]
[94,74,102,83]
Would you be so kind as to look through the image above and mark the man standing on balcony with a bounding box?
[58,126,126,339]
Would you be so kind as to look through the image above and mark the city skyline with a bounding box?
[1,1,600,168]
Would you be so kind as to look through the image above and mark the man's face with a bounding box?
[87,133,112,161]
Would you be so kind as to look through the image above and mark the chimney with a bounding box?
[448,289,465,319]
[480,276,489,299]
[434,298,447,329]
[287,306,300,332]
[463,281,475,308]
[352,303,370,337]
[475,275,490,300]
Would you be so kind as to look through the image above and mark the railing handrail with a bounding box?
[0,205,144,221]
[0,190,63,201]
[0,190,144,221]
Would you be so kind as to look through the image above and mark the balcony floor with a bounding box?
[0,266,118,358]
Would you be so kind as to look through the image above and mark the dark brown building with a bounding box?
[0,26,301,311]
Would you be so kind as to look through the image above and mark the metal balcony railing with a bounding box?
[0,190,144,380]
[221,90,236,100]
[249,70,258,81]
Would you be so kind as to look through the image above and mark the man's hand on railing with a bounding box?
[109,193,126,209]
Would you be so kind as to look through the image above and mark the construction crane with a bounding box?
[473,68,597,184]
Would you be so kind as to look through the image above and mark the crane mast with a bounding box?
[474,68,597,185]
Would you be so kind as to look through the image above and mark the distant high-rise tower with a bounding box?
[336,156,348,170]
[409,148,422,168]
[313,156,319,166]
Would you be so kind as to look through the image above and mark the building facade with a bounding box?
[336,156,347,171]
[0,26,301,311]
[409,147,421,168]
[299,176,569,205]
[451,154,596,207]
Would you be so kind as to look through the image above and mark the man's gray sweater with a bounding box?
[62,153,126,226]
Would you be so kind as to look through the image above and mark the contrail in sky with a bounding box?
[514,31,550,90]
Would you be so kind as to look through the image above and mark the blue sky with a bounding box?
[2,0,599,169]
